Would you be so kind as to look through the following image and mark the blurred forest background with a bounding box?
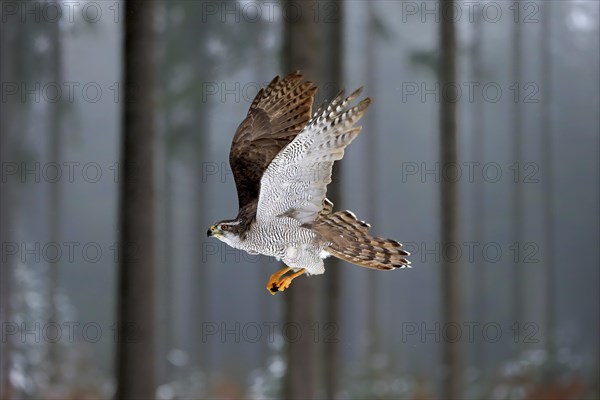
[0,0,599,399]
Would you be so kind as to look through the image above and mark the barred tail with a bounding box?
[311,210,411,270]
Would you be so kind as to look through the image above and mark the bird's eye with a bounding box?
[220,224,228,231]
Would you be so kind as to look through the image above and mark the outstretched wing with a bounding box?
[256,89,370,224]
[229,72,317,212]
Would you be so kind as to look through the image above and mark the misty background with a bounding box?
[0,0,598,399]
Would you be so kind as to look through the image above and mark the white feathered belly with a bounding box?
[244,218,328,275]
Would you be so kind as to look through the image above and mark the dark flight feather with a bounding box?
[229,72,317,234]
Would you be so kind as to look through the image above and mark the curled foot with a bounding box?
[266,268,306,295]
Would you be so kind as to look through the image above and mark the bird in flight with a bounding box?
[208,72,410,294]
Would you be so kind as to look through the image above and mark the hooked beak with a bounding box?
[207,225,217,237]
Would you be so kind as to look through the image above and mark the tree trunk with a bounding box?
[511,0,524,356]
[282,1,321,398]
[439,0,462,397]
[47,13,63,387]
[158,3,174,380]
[191,23,209,375]
[0,6,17,397]
[158,134,174,384]
[193,140,209,371]
[116,1,157,398]
[540,0,556,360]
[364,0,381,374]
[322,2,343,398]
[470,9,486,374]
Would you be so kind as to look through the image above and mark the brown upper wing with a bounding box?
[229,72,317,212]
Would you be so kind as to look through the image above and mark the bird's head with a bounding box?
[207,220,243,247]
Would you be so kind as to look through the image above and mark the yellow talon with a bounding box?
[277,277,293,291]
[270,269,306,294]
[267,267,291,294]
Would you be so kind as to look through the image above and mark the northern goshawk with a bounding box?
[208,72,411,294]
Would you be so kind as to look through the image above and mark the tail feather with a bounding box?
[309,210,411,270]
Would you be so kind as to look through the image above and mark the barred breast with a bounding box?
[245,216,328,275]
